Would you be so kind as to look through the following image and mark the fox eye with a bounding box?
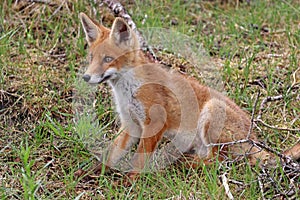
[103,56,114,63]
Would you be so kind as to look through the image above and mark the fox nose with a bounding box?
[82,74,91,82]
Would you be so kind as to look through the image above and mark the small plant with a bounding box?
[19,139,39,200]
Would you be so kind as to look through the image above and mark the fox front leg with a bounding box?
[126,124,167,181]
[106,129,140,168]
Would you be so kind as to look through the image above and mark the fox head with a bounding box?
[79,13,141,84]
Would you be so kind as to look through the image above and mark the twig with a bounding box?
[255,118,300,132]
[0,90,21,97]
[0,94,24,115]
[18,0,57,6]
[257,72,299,120]
[251,140,294,162]
[246,90,260,139]
[100,0,156,61]
[257,94,283,120]
[228,179,245,186]
[221,173,234,200]
[101,0,145,48]
[255,86,300,132]
[281,0,300,14]
[257,175,266,200]
[26,0,52,3]
[47,0,66,20]
[0,141,13,153]
[206,139,249,147]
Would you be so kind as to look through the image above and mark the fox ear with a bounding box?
[110,17,133,46]
[79,12,102,45]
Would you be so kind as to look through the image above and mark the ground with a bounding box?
[0,0,299,199]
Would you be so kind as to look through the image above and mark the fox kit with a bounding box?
[79,13,300,179]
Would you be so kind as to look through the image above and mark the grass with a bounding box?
[0,0,299,199]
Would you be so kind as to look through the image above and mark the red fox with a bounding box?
[79,13,300,180]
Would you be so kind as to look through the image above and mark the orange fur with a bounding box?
[79,13,300,181]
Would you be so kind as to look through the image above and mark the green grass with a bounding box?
[0,0,299,199]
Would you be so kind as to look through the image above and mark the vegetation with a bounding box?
[0,0,299,199]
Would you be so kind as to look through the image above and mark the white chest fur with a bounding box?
[108,69,145,128]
